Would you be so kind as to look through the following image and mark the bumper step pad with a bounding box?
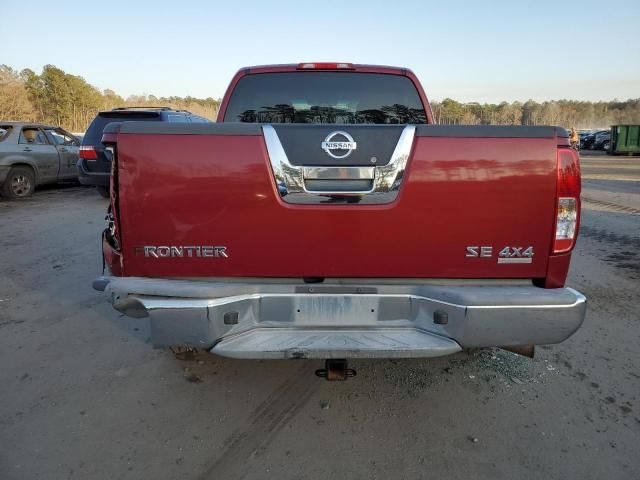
[212,327,461,359]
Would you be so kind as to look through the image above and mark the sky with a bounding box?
[3,0,639,103]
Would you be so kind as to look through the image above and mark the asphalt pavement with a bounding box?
[0,152,638,480]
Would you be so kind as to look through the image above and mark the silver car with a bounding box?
[0,122,80,198]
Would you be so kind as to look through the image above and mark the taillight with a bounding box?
[553,148,581,253]
[297,62,354,70]
[79,146,98,160]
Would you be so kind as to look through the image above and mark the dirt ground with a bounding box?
[1,153,638,480]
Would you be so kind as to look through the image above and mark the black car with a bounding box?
[577,131,591,148]
[78,107,210,197]
[593,131,611,151]
[581,130,609,150]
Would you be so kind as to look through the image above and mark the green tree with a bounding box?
[2,63,638,131]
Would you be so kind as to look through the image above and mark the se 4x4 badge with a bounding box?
[465,246,534,264]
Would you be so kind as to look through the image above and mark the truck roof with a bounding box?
[238,63,413,75]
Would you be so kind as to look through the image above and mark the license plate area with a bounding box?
[260,294,413,325]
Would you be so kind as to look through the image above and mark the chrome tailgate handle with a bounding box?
[302,166,375,180]
[262,125,415,205]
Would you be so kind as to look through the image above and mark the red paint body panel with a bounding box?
[115,132,560,279]
[543,253,572,288]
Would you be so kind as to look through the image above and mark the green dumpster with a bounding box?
[610,125,640,156]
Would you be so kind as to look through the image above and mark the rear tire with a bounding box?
[2,166,35,199]
[96,186,110,198]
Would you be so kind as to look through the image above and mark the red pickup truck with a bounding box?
[94,63,585,373]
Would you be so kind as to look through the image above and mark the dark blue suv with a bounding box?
[78,107,210,197]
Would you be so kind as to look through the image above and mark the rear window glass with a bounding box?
[224,72,427,124]
[0,126,12,141]
[82,112,161,145]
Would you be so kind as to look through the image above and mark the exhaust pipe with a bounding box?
[501,345,535,358]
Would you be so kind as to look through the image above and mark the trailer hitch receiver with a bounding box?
[315,359,356,381]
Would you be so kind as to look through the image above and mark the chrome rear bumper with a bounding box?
[95,277,586,359]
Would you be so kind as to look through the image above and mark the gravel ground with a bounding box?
[0,154,638,480]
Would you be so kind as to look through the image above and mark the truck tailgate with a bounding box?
[112,123,561,279]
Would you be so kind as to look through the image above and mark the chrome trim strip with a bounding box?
[262,124,416,204]
[262,124,305,195]
[370,125,415,198]
[497,258,533,264]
